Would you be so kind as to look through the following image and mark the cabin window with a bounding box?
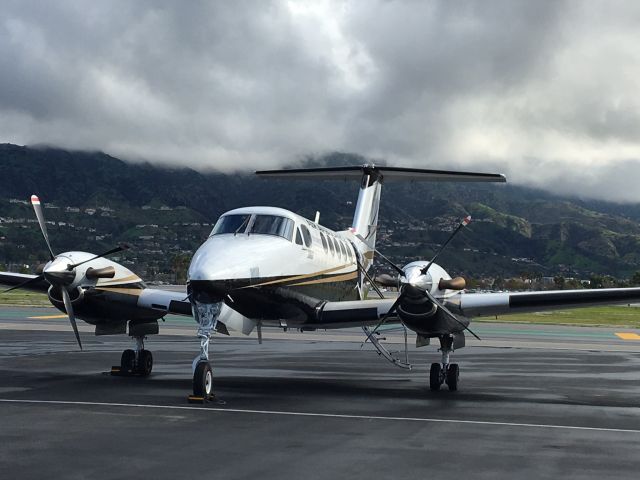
[249,215,294,240]
[300,224,312,247]
[320,232,328,253]
[211,214,251,236]
[338,241,346,259]
[295,227,303,245]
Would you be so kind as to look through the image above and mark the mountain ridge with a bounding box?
[2,143,640,281]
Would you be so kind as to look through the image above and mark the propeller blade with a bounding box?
[30,195,55,260]
[355,259,385,300]
[61,288,83,350]
[362,294,404,346]
[2,274,45,294]
[67,244,130,270]
[424,288,481,341]
[421,215,471,275]
[354,234,404,276]
[374,273,398,288]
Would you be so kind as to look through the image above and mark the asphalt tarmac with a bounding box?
[1,306,640,479]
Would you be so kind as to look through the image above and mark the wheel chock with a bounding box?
[110,366,138,376]
[187,394,216,404]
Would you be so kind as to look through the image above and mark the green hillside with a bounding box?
[2,143,640,282]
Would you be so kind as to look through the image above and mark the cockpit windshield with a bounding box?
[210,214,251,236]
[210,213,294,241]
[250,215,294,240]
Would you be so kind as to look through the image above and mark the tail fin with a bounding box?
[350,167,382,265]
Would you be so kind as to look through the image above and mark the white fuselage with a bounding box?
[188,206,362,321]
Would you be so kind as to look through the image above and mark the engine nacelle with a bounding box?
[48,285,85,307]
[395,261,466,334]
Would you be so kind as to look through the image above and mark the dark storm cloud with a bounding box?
[1,0,640,201]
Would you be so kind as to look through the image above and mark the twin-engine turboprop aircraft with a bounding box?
[184,165,640,398]
[4,166,640,401]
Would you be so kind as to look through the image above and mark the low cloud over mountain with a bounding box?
[2,1,640,201]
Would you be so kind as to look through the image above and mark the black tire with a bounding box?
[446,363,459,391]
[138,349,153,376]
[193,361,213,397]
[121,349,135,373]
[429,362,442,391]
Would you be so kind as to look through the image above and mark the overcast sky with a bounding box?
[2,0,640,201]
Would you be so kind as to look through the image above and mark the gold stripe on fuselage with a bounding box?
[240,263,355,289]
[94,287,144,296]
[288,271,358,287]
[96,274,142,285]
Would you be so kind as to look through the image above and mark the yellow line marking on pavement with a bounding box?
[27,315,68,319]
[615,332,640,340]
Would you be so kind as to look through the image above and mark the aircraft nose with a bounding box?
[187,234,291,302]
[188,239,228,281]
[187,238,241,302]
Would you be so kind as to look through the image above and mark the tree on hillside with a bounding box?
[172,254,191,284]
[553,275,565,289]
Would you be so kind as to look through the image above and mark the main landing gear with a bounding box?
[188,301,221,403]
[429,335,459,391]
[112,336,153,377]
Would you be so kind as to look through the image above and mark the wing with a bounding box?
[0,271,49,292]
[314,286,640,327]
[314,298,399,328]
[455,287,640,318]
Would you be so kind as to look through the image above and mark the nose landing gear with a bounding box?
[188,300,221,403]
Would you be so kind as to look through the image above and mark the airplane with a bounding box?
[5,166,640,402]
[185,165,640,399]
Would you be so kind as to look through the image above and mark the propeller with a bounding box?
[374,273,397,288]
[364,294,405,341]
[356,215,481,341]
[30,195,55,260]
[422,282,481,340]
[354,258,386,300]
[420,215,471,275]
[66,244,130,270]
[61,287,82,350]
[2,195,129,350]
[2,274,46,294]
